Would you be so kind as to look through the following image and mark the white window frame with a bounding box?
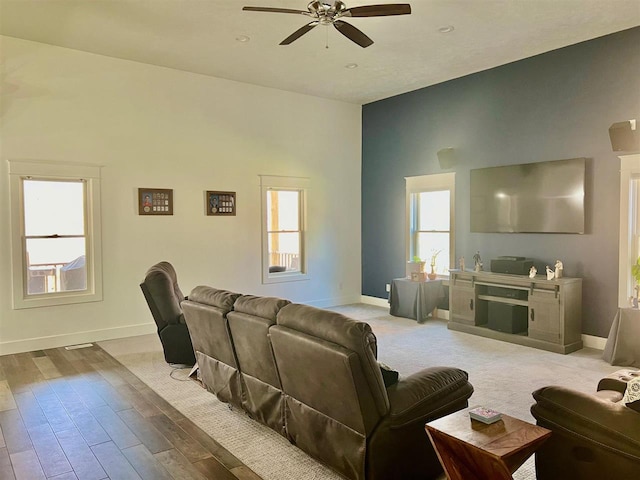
[260,175,309,284]
[8,160,103,309]
[405,173,456,273]
[618,154,640,307]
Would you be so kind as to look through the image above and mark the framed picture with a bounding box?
[138,188,173,215]
[206,191,236,216]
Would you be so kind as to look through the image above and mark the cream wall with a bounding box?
[0,36,362,354]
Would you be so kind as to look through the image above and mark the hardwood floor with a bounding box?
[0,344,262,480]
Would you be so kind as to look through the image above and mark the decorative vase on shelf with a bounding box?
[428,265,437,280]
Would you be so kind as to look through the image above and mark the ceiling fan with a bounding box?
[242,1,411,48]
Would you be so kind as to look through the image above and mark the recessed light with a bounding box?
[236,35,250,43]
[438,25,454,34]
[345,63,358,69]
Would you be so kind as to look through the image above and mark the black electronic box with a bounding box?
[487,302,528,334]
[490,256,534,275]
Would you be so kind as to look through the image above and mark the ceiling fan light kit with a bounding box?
[242,1,411,48]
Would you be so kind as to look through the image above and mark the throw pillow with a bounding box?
[378,361,399,388]
[622,376,640,410]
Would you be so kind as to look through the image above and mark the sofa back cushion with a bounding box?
[275,303,389,420]
[182,286,242,405]
[271,304,389,479]
[189,285,237,311]
[227,295,291,432]
[184,286,240,366]
[228,295,290,388]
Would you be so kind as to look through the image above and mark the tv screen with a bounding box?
[470,158,585,233]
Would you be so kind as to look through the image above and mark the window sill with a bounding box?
[13,290,103,310]
[262,271,310,285]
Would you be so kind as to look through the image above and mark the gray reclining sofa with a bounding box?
[182,286,474,480]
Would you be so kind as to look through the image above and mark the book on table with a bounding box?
[469,407,502,424]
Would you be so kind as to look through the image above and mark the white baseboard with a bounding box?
[360,295,389,308]
[364,295,604,350]
[582,334,607,351]
[305,294,363,308]
[0,323,157,355]
[360,295,450,320]
[0,302,608,356]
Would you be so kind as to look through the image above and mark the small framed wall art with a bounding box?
[206,191,236,216]
[138,188,173,215]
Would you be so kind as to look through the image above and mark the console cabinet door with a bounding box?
[450,283,477,325]
[528,290,561,344]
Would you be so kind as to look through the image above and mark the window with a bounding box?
[406,173,455,275]
[260,175,309,284]
[618,154,640,306]
[9,160,103,309]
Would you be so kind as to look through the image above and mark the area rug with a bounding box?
[99,304,619,480]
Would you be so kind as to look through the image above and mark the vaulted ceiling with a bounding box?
[1,0,639,104]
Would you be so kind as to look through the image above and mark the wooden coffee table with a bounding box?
[425,408,551,480]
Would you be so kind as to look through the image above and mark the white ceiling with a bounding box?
[1,0,639,105]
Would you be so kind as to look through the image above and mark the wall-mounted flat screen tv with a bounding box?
[470,157,585,233]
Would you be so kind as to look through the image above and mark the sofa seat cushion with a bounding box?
[386,366,473,428]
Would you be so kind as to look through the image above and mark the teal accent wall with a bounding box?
[362,27,640,337]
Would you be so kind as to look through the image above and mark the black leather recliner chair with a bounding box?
[140,261,196,365]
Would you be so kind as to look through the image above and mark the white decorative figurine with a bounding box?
[529,266,537,279]
[459,257,465,271]
[546,266,555,280]
[554,260,563,279]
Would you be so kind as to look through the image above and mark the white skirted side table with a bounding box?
[603,308,640,368]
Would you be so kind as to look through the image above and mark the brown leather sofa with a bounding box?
[183,286,474,480]
[531,369,640,479]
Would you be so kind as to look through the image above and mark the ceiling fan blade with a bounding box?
[242,6,308,15]
[333,20,373,48]
[344,4,411,17]
[280,21,319,45]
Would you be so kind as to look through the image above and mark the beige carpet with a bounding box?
[99,304,620,480]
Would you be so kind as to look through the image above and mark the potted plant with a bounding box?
[428,250,441,280]
[631,256,640,307]
[409,255,426,274]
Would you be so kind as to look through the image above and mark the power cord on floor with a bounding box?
[169,363,193,381]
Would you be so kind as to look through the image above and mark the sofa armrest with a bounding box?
[386,366,473,429]
[532,386,640,456]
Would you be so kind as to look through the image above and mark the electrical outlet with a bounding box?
[385,283,391,292]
